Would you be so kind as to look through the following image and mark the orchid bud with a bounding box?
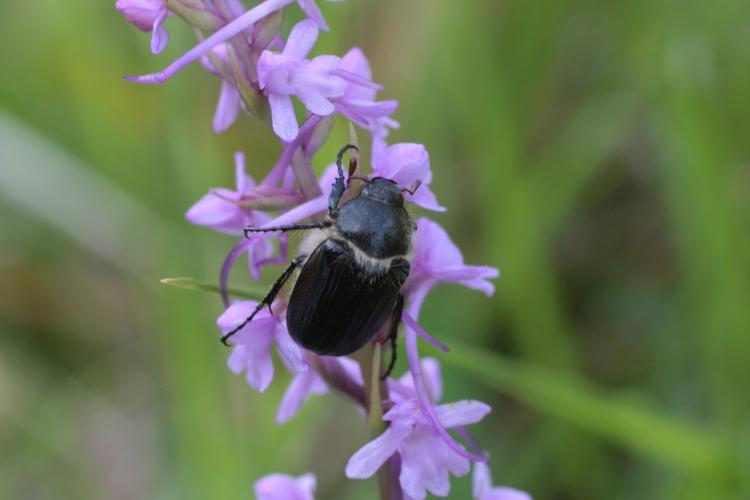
[116,0,166,31]
[166,0,222,31]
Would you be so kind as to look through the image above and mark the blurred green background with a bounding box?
[1,1,749,499]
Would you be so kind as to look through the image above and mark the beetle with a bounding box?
[220,144,420,378]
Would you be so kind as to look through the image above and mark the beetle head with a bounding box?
[361,177,405,207]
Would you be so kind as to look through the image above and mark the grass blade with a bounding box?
[440,340,731,476]
[160,277,267,301]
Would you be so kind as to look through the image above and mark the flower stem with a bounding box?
[358,340,395,500]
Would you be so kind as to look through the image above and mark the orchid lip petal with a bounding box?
[269,94,299,142]
[276,370,327,424]
[345,425,410,479]
[125,0,294,84]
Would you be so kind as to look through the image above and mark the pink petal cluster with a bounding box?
[276,355,361,424]
[217,301,307,392]
[372,144,444,212]
[185,152,296,278]
[346,398,491,499]
[335,48,399,155]
[115,0,170,54]
[257,20,347,141]
[406,217,500,318]
[185,153,267,235]
[254,472,316,500]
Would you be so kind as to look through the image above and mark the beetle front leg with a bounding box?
[380,293,405,380]
[328,144,359,218]
[244,221,331,238]
[220,254,306,345]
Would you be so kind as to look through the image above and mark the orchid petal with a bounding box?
[275,326,308,374]
[473,461,492,498]
[150,10,169,54]
[283,19,319,59]
[404,326,487,463]
[436,401,492,429]
[269,94,299,142]
[402,313,450,353]
[296,0,329,31]
[482,488,533,500]
[276,370,328,424]
[397,357,443,402]
[473,463,531,500]
[254,472,316,500]
[185,190,245,235]
[345,423,411,479]
[297,89,336,116]
[213,81,241,133]
[234,151,250,192]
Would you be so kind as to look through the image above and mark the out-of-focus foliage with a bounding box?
[1,1,749,499]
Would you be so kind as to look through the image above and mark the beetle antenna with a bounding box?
[401,179,422,196]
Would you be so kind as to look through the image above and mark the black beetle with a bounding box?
[221,145,420,377]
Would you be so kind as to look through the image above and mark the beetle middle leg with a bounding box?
[220,254,306,345]
[380,294,405,380]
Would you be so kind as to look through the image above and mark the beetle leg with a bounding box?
[243,221,331,238]
[380,293,405,380]
[329,144,359,218]
[220,254,306,346]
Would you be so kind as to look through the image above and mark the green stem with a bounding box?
[358,342,392,500]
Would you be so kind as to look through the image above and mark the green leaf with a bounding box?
[440,340,731,476]
[160,277,267,301]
